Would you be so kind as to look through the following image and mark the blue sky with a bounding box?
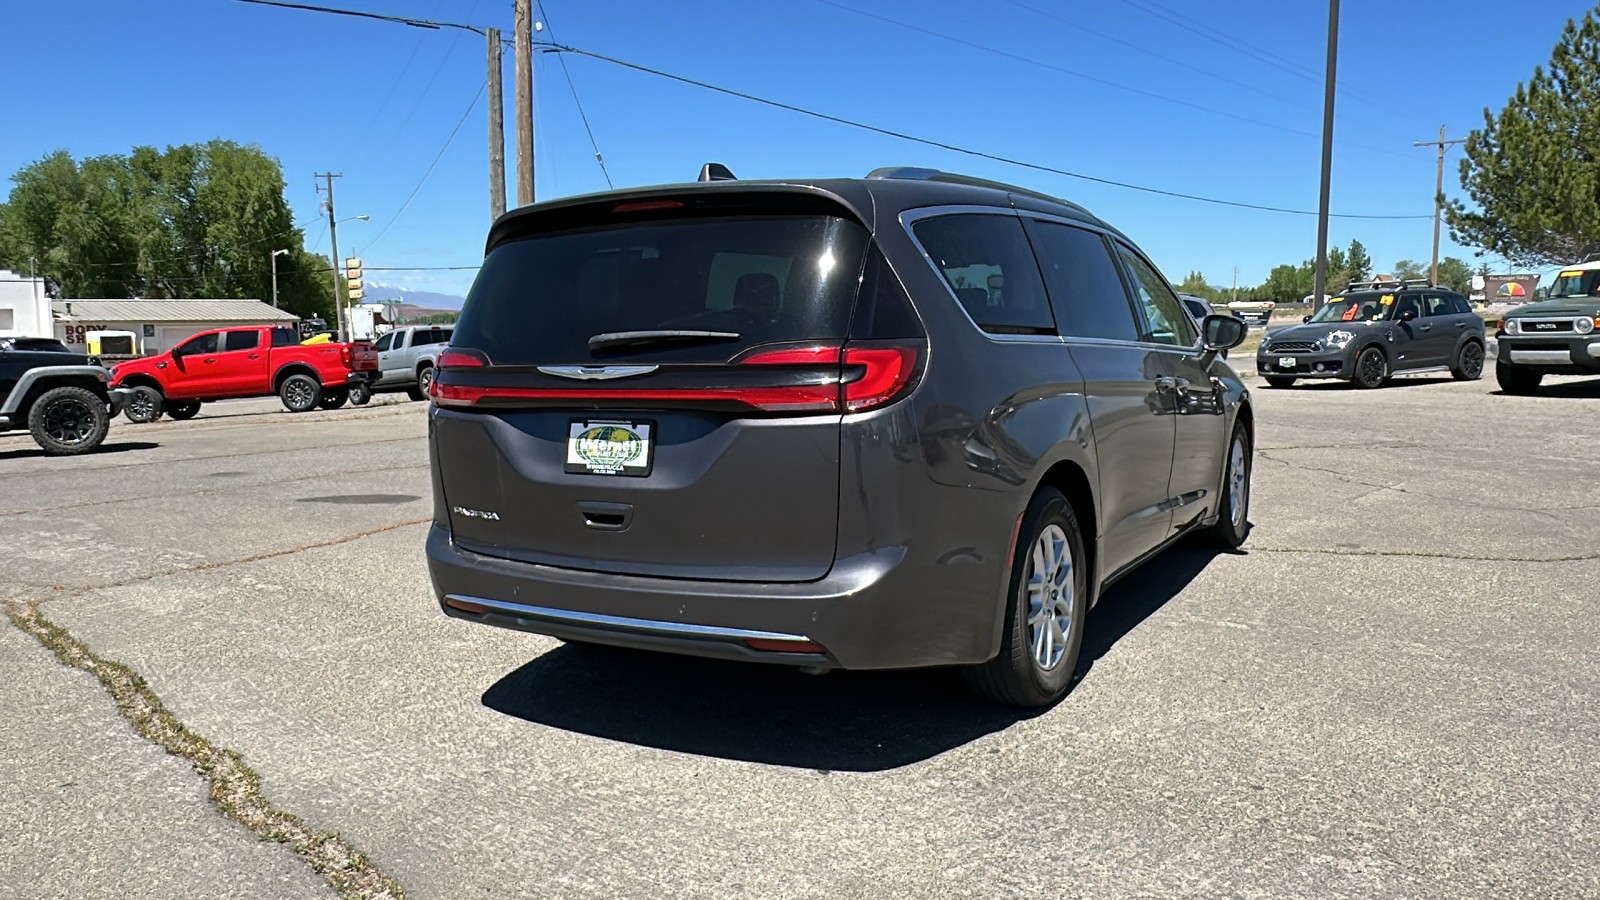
[3,0,1591,297]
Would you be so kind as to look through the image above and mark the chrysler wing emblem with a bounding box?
[537,365,660,380]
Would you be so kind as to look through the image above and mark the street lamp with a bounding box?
[270,249,290,308]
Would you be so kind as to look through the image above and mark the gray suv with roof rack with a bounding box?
[1255,279,1486,388]
[425,165,1253,708]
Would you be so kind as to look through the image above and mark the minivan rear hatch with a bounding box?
[432,189,895,582]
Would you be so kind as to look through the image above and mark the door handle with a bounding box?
[1153,375,1178,392]
[248,353,261,359]
[1419,325,1432,332]
[203,358,217,364]
[1455,322,1467,328]
[578,501,633,531]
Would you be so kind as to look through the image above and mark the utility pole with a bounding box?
[1413,124,1466,285]
[1311,0,1340,314]
[1232,266,1239,303]
[488,27,507,220]
[316,172,346,341]
[514,0,535,206]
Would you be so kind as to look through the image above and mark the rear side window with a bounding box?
[223,330,260,352]
[1450,295,1473,315]
[1027,221,1142,342]
[271,328,298,347]
[912,214,1055,335]
[452,214,869,364]
[374,332,394,351]
[1114,245,1196,346]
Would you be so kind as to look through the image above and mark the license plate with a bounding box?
[1277,357,1297,368]
[566,421,654,476]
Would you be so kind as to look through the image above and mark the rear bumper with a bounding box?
[345,370,379,385]
[425,523,971,670]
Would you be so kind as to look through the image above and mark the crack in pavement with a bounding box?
[0,436,422,481]
[1255,449,1583,518]
[1252,545,1600,563]
[37,519,432,605]
[3,600,407,900]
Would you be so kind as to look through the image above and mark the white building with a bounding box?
[0,270,52,338]
[52,299,299,354]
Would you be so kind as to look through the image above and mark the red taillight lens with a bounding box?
[437,348,489,368]
[612,200,685,214]
[340,344,351,365]
[842,346,917,412]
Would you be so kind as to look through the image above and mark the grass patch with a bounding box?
[3,600,407,900]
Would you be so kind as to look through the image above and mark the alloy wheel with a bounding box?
[287,380,314,408]
[1026,524,1075,671]
[43,398,95,446]
[1228,435,1249,529]
[1461,343,1484,378]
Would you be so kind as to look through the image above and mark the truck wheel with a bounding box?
[408,365,434,402]
[1496,361,1542,395]
[166,401,202,421]
[279,373,322,412]
[349,382,372,406]
[123,386,163,423]
[318,389,349,410]
[1451,341,1485,380]
[29,386,110,456]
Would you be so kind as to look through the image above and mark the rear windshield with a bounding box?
[452,215,869,364]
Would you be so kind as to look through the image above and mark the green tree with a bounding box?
[1436,256,1474,294]
[1176,271,1224,303]
[1260,262,1314,302]
[1345,240,1373,281]
[1446,7,1600,266]
[1393,259,1428,280]
[0,150,141,297]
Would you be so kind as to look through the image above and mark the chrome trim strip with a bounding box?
[536,364,660,380]
[1508,350,1573,364]
[444,594,815,644]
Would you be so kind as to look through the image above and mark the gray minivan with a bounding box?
[426,167,1252,707]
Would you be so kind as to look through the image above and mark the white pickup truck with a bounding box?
[371,325,453,401]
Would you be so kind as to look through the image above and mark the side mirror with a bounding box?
[1201,314,1247,356]
[1302,315,1312,324]
[1400,309,1418,322]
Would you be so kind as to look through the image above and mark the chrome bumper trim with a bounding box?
[443,594,816,644]
[1508,350,1573,365]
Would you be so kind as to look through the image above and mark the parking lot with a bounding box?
[4,374,1599,899]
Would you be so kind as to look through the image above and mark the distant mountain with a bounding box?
[363,281,466,311]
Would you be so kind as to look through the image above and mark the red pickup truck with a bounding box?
[111,325,378,422]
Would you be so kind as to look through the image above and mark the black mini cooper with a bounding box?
[1256,281,1486,388]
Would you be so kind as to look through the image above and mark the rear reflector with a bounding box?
[437,348,488,368]
[444,597,487,615]
[744,637,827,654]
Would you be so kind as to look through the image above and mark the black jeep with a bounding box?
[1255,280,1486,389]
[0,336,132,455]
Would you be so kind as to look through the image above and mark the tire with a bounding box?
[963,488,1088,708]
[28,386,110,456]
[1263,375,1297,389]
[166,401,201,421]
[1496,361,1542,395]
[1351,346,1387,389]
[349,382,372,406]
[123,385,163,423]
[414,364,434,401]
[1201,421,1252,548]
[1452,341,1485,381]
[318,389,349,410]
[278,373,322,412]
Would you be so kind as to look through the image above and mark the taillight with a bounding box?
[430,343,920,413]
[613,200,685,214]
[437,348,489,368]
[340,344,351,366]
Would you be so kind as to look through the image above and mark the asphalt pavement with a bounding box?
[2,375,1598,898]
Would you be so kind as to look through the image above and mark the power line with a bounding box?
[362,80,489,256]
[549,44,1430,220]
[534,0,613,189]
[369,0,482,162]
[227,0,486,34]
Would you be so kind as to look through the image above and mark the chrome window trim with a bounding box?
[899,205,1065,344]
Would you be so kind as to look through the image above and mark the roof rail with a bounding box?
[1346,278,1434,291]
[865,167,1091,215]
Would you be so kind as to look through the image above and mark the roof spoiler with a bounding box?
[698,162,737,182]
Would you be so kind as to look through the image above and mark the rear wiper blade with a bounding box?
[587,330,741,351]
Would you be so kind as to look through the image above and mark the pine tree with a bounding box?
[1446,6,1600,266]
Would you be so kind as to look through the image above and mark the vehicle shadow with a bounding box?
[1494,379,1600,399]
[0,441,160,462]
[480,541,1231,771]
